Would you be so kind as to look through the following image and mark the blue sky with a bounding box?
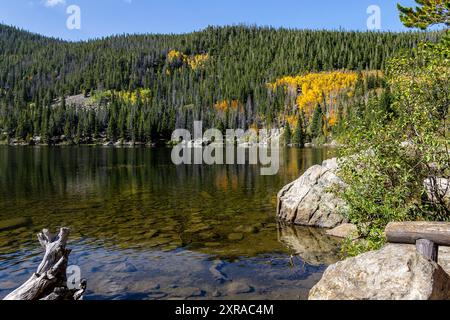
[0,0,419,41]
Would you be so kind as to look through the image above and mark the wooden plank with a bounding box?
[386,222,450,246]
[416,239,439,262]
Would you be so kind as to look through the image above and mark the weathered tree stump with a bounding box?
[3,227,86,300]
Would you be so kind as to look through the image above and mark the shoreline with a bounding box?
[0,139,339,149]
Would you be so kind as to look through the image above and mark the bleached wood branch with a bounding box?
[3,227,86,301]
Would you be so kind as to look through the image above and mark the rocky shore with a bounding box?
[277,157,450,300]
[1,136,158,147]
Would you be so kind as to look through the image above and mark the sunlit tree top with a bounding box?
[397,0,449,29]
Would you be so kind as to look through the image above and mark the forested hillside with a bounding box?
[0,24,441,145]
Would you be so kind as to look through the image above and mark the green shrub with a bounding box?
[338,39,450,254]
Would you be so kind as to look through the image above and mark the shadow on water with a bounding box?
[0,146,338,300]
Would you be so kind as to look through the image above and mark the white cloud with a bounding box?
[44,0,66,7]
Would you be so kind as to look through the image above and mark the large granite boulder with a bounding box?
[277,158,347,228]
[309,244,450,300]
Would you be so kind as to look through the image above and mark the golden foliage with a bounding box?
[167,50,209,71]
[167,50,186,63]
[327,110,338,127]
[117,89,152,105]
[187,53,209,70]
[214,99,243,112]
[285,115,299,128]
[94,89,152,105]
[269,71,358,115]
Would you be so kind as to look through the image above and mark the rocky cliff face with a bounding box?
[277,158,347,228]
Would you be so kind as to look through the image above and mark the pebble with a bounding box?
[226,281,254,295]
[212,290,222,297]
[0,217,31,232]
[204,242,221,247]
[112,262,138,273]
[228,233,244,241]
[171,287,205,299]
[147,291,168,300]
[0,281,18,290]
[146,230,160,238]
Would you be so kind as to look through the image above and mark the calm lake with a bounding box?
[0,146,339,300]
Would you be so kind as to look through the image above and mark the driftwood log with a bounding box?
[3,227,86,300]
[386,222,450,246]
[386,222,450,263]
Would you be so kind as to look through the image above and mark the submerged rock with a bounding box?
[279,224,341,266]
[212,290,222,297]
[171,287,205,299]
[128,281,161,292]
[94,278,124,295]
[0,217,31,232]
[277,158,347,228]
[309,244,450,300]
[112,262,138,273]
[226,281,254,295]
[0,281,18,290]
[227,233,244,241]
[209,260,229,283]
[147,292,168,300]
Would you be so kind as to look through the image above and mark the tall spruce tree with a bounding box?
[310,104,324,139]
[284,122,292,146]
[0,24,438,144]
[292,118,305,147]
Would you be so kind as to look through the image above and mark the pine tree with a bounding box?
[0,24,433,144]
[292,117,305,147]
[107,113,117,142]
[284,122,292,146]
[310,104,324,138]
[64,119,71,139]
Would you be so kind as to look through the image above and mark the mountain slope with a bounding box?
[0,24,441,144]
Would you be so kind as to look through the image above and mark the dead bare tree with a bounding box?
[3,227,86,300]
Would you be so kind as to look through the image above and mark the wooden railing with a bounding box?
[386,222,450,263]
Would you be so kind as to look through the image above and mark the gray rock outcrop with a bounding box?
[277,158,347,228]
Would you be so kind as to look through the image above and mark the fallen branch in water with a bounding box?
[3,227,86,300]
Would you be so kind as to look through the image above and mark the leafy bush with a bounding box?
[338,36,450,255]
